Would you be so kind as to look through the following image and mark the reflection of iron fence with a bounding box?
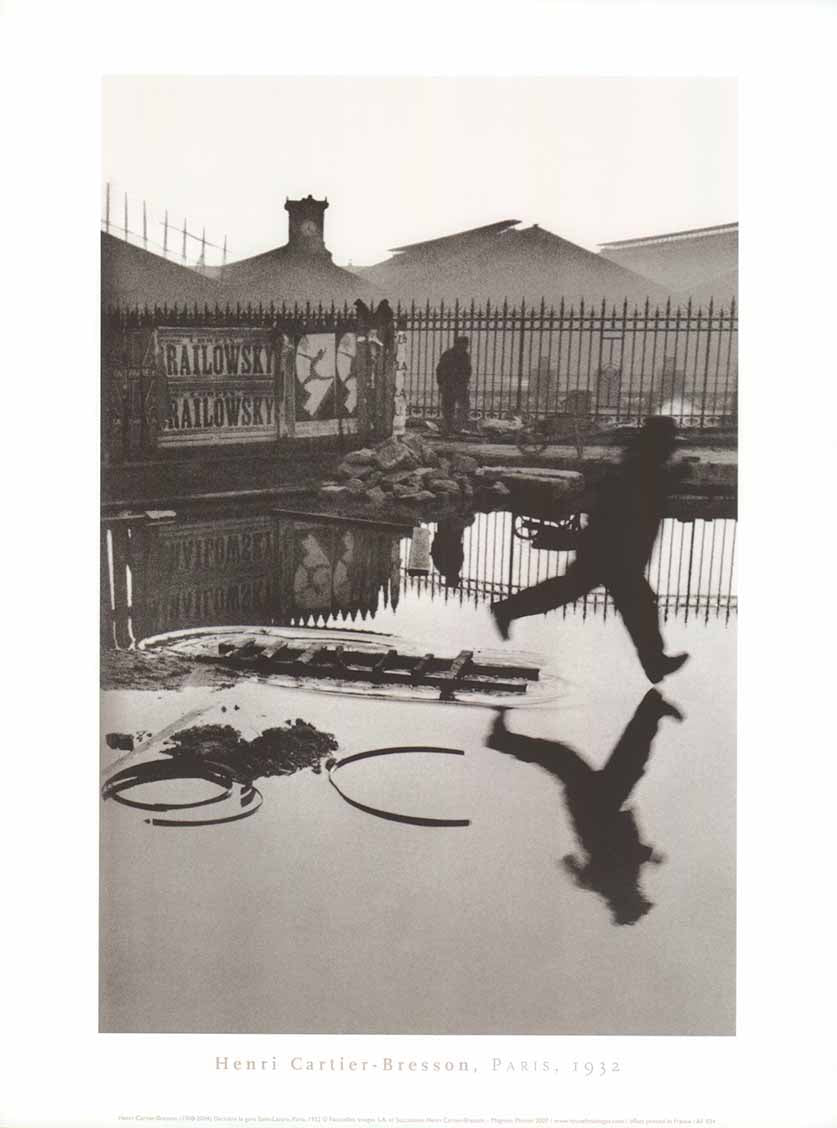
[402,512,737,625]
[399,297,737,430]
[102,510,736,653]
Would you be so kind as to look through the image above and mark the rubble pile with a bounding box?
[319,434,511,508]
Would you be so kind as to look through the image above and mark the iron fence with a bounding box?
[102,295,738,454]
[400,297,737,429]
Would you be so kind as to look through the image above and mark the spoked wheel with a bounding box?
[515,429,549,455]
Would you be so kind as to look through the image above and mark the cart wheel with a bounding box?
[513,515,539,541]
[516,430,549,455]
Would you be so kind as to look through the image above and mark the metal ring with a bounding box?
[102,758,264,827]
[102,759,236,811]
[328,746,470,828]
[145,784,263,827]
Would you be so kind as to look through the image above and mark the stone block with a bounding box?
[366,486,387,506]
[430,478,462,495]
[449,453,479,475]
[387,468,424,486]
[343,448,376,465]
[373,437,419,472]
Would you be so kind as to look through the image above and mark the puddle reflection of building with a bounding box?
[485,690,683,925]
[101,514,402,648]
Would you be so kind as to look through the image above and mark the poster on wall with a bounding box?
[294,330,359,436]
[156,326,280,446]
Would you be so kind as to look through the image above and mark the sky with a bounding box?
[102,76,737,268]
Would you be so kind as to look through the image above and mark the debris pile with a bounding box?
[319,434,510,508]
[163,719,339,780]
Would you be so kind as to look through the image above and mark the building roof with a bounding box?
[671,269,738,309]
[362,220,669,307]
[598,222,738,296]
[101,232,224,307]
[598,222,738,250]
[102,231,380,309]
[217,244,381,305]
[388,220,520,254]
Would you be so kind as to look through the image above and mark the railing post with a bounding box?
[699,298,715,429]
[515,299,526,412]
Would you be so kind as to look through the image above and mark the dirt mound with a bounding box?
[164,719,338,779]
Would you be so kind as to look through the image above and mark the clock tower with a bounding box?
[285,195,330,257]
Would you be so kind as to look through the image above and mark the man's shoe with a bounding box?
[642,688,685,721]
[490,603,511,642]
[646,652,689,684]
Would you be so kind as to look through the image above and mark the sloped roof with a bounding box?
[599,222,738,250]
[102,231,381,309]
[599,222,738,294]
[388,219,520,254]
[362,221,670,307]
[218,244,381,306]
[671,269,738,309]
[101,232,223,307]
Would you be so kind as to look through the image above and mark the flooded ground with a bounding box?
[100,507,736,1035]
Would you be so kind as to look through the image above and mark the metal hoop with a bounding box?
[328,746,471,828]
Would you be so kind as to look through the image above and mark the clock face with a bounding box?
[299,219,319,237]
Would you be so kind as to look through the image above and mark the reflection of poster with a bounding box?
[157,327,278,446]
[142,516,279,636]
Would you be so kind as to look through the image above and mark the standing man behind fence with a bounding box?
[436,336,471,434]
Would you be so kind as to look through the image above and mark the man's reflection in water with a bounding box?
[431,515,474,589]
[485,690,683,925]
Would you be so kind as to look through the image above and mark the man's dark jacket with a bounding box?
[436,347,471,387]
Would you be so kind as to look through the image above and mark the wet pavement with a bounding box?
[100,507,736,1035]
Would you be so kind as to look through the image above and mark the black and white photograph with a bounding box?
[4,3,837,1127]
[99,75,737,1036]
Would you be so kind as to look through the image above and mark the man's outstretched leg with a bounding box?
[607,570,689,683]
[490,559,598,640]
[599,688,684,809]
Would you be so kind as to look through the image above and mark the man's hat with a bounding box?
[641,415,677,438]
[454,335,470,346]
[636,414,677,455]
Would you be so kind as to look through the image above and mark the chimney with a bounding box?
[284,195,331,258]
